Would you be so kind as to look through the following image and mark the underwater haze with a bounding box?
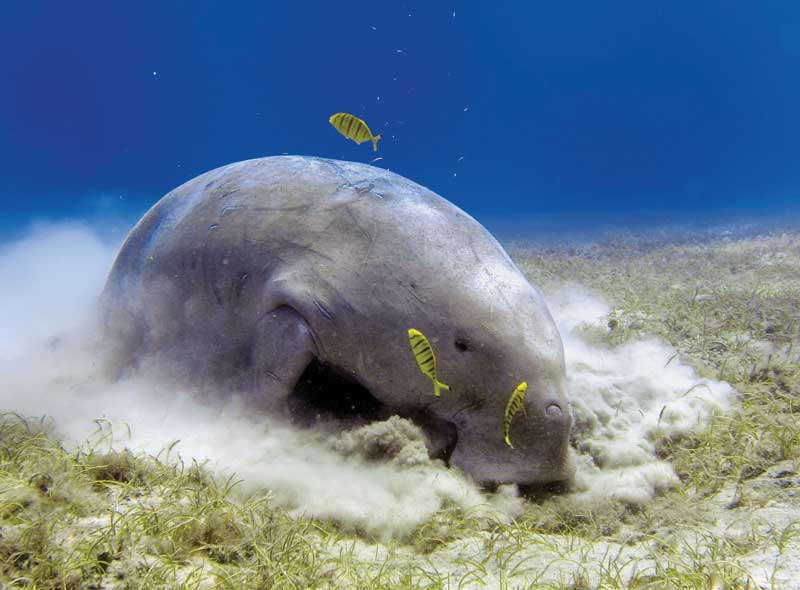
[2,1,800,235]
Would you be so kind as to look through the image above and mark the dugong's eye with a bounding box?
[454,338,470,352]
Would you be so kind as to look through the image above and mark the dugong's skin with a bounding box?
[102,156,571,486]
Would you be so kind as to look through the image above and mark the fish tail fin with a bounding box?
[504,435,514,449]
[433,380,450,397]
[371,134,382,152]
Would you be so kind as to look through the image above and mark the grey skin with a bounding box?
[101,156,572,486]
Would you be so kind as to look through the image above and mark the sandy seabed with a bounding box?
[1,221,799,589]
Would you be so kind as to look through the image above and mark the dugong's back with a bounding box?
[102,155,510,384]
[106,156,496,292]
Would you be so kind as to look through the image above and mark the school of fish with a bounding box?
[329,109,542,452]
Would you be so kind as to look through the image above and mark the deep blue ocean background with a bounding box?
[2,1,800,240]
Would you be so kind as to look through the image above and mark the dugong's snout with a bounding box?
[448,385,572,487]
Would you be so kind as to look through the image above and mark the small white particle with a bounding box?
[453,11,456,18]
[395,49,405,54]
[371,25,377,30]
[377,96,380,101]
[453,173,457,177]
[463,107,469,112]
[457,155,464,162]
[152,71,157,76]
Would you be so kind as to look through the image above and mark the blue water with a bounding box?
[2,1,799,236]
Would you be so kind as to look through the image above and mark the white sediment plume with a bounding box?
[0,222,733,538]
[0,222,113,360]
[548,286,733,505]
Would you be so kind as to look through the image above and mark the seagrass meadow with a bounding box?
[2,226,799,589]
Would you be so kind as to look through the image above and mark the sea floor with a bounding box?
[1,224,799,589]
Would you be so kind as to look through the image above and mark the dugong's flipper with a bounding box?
[249,306,316,413]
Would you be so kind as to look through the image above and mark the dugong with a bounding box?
[102,156,572,486]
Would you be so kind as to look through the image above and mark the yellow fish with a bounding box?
[503,382,528,448]
[408,328,450,397]
[329,112,382,151]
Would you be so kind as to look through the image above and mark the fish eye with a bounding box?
[454,338,470,352]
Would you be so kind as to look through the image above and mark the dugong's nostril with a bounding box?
[545,403,563,418]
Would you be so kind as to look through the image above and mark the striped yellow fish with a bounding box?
[503,382,528,448]
[329,112,382,151]
[408,328,450,397]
